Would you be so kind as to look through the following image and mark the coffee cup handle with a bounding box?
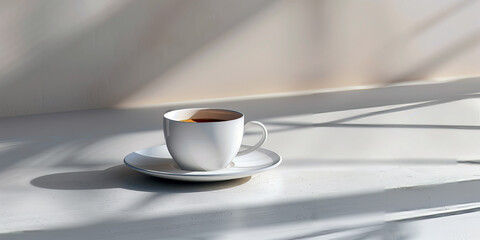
[237,121,268,156]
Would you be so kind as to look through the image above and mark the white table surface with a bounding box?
[2,78,480,239]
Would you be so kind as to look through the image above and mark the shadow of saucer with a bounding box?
[30,164,251,192]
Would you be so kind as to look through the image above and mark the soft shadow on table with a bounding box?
[30,164,250,193]
[11,179,480,240]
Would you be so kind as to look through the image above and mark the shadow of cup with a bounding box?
[30,164,251,193]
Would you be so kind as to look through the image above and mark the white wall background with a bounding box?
[1,0,480,118]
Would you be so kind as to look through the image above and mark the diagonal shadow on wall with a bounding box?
[0,0,277,117]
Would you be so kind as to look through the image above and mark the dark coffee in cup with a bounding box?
[181,118,225,123]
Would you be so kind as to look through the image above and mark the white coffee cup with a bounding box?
[163,108,267,171]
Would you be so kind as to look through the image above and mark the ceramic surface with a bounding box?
[124,144,281,181]
[163,108,267,171]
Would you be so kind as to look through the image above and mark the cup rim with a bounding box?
[163,108,244,123]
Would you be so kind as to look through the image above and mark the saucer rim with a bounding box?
[123,145,282,177]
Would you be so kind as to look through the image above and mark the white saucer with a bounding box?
[124,145,282,182]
